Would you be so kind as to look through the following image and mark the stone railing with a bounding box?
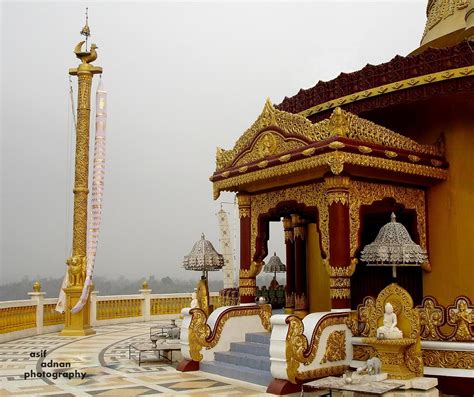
[0,284,220,342]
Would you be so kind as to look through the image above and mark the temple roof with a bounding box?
[276,41,474,121]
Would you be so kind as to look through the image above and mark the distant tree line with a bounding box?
[0,275,224,301]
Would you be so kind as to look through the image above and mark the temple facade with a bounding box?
[178,1,473,395]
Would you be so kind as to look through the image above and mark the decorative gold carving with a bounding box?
[325,176,350,189]
[349,181,427,258]
[236,133,304,167]
[447,297,474,341]
[279,154,292,162]
[239,261,263,279]
[330,278,351,288]
[384,150,398,158]
[257,160,269,168]
[324,258,358,277]
[215,99,319,171]
[321,330,346,364]
[238,166,248,173]
[237,193,251,207]
[418,296,445,340]
[327,192,348,206]
[328,107,349,137]
[408,154,420,162]
[358,145,373,154]
[286,313,348,383]
[353,345,376,361]
[358,296,377,337]
[330,288,351,299]
[294,293,308,311]
[239,287,256,296]
[250,184,329,260]
[327,151,344,174]
[302,147,316,156]
[212,150,447,199]
[239,278,256,287]
[221,171,230,178]
[423,350,474,369]
[239,208,250,218]
[294,365,349,382]
[284,230,294,242]
[423,0,470,40]
[298,67,473,120]
[431,159,443,167]
[328,141,345,150]
[188,305,272,362]
[142,279,149,289]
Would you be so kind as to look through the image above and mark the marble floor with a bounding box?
[0,321,272,397]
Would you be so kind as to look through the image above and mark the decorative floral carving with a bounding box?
[352,345,376,361]
[423,350,474,369]
[320,330,347,364]
[418,296,446,341]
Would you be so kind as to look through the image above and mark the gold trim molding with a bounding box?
[320,330,347,364]
[213,150,447,199]
[297,66,473,118]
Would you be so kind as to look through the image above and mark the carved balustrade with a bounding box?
[180,304,272,364]
[269,311,351,385]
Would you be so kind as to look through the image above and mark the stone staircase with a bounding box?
[199,332,273,387]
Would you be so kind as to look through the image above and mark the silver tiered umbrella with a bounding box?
[264,252,286,283]
[360,213,428,278]
[182,233,224,278]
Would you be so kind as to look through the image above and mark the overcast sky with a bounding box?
[1,1,426,286]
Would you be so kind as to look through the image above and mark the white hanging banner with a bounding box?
[71,80,107,314]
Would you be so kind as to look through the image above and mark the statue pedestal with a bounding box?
[59,287,95,337]
[364,338,417,380]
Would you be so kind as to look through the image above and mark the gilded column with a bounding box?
[238,193,255,303]
[60,28,102,336]
[292,214,308,318]
[283,217,295,314]
[325,176,354,310]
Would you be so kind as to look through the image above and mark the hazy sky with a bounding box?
[1,1,426,285]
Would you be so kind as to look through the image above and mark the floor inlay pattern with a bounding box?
[0,321,268,396]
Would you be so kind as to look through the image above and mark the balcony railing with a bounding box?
[0,285,220,343]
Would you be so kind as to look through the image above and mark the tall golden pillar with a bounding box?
[60,16,102,336]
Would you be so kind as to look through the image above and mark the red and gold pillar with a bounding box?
[238,193,256,303]
[292,214,308,318]
[283,217,295,314]
[325,176,354,310]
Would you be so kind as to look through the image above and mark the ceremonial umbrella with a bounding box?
[360,213,428,278]
[263,252,286,285]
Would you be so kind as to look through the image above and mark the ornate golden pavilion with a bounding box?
[204,1,474,394]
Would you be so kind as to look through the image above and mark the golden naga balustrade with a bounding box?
[187,304,272,362]
[285,312,350,383]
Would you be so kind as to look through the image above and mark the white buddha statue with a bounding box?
[377,302,403,339]
[190,289,198,309]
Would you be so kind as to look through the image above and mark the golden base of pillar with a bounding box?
[364,338,418,380]
[293,309,308,318]
[284,308,294,314]
[59,286,95,337]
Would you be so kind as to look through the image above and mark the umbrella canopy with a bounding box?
[361,213,428,277]
[182,233,224,272]
[264,252,286,274]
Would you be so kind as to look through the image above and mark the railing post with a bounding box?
[139,280,152,321]
[90,291,99,326]
[28,281,45,335]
